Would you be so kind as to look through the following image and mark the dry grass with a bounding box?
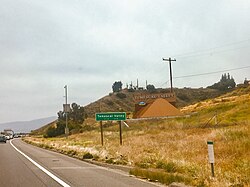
[25,90,250,187]
[25,121,250,186]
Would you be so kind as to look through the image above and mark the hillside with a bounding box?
[25,86,250,186]
[84,87,230,117]
[181,86,250,113]
[30,120,57,135]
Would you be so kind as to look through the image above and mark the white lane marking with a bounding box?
[51,166,97,170]
[10,140,71,187]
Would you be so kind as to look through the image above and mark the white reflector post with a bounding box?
[207,141,215,163]
[207,140,215,177]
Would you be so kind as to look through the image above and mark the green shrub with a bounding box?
[82,152,93,159]
[116,92,127,99]
[135,162,151,169]
[80,125,95,132]
[177,93,189,102]
[105,158,114,164]
[130,168,189,185]
[44,122,65,138]
[67,150,77,156]
[156,161,178,173]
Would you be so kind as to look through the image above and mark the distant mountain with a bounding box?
[0,116,57,133]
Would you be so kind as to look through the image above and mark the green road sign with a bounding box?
[95,112,126,121]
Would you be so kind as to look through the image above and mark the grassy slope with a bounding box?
[25,86,250,187]
[83,87,226,117]
[30,120,57,135]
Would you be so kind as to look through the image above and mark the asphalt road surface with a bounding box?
[0,139,162,187]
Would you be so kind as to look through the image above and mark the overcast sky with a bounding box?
[0,0,249,123]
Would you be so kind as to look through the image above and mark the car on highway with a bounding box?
[5,135,10,140]
[0,135,6,143]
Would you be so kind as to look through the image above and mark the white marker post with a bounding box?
[207,141,215,177]
[122,121,129,128]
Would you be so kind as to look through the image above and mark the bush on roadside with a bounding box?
[129,168,189,185]
[82,152,93,159]
[44,122,65,138]
[156,161,178,173]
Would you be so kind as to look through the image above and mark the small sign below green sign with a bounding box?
[95,112,126,121]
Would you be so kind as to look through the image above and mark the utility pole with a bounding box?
[64,85,69,138]
[162,57,176,93]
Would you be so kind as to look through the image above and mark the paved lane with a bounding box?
[0,140,61,187]
[1,139,162,187]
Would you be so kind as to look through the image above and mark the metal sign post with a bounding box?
[100,121,103,146]
[95,112,126,146]
[119,121,122,145]
[207,141,215,177]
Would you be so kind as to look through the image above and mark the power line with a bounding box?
[174,38,250,58]
[177,45,250,59]
[159,65,250,86]
[174,66,250,79]
[160,80,169,87]
[133,38,250,84]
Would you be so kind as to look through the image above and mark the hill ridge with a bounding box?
[84,87,233,117]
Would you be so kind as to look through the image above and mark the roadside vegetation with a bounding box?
[25,85,250,187]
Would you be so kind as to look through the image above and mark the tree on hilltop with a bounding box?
[146,84,155,91]
[207,73,236,91]
[112,81,122,92]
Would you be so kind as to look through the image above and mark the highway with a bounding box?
[0,139,161,187]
